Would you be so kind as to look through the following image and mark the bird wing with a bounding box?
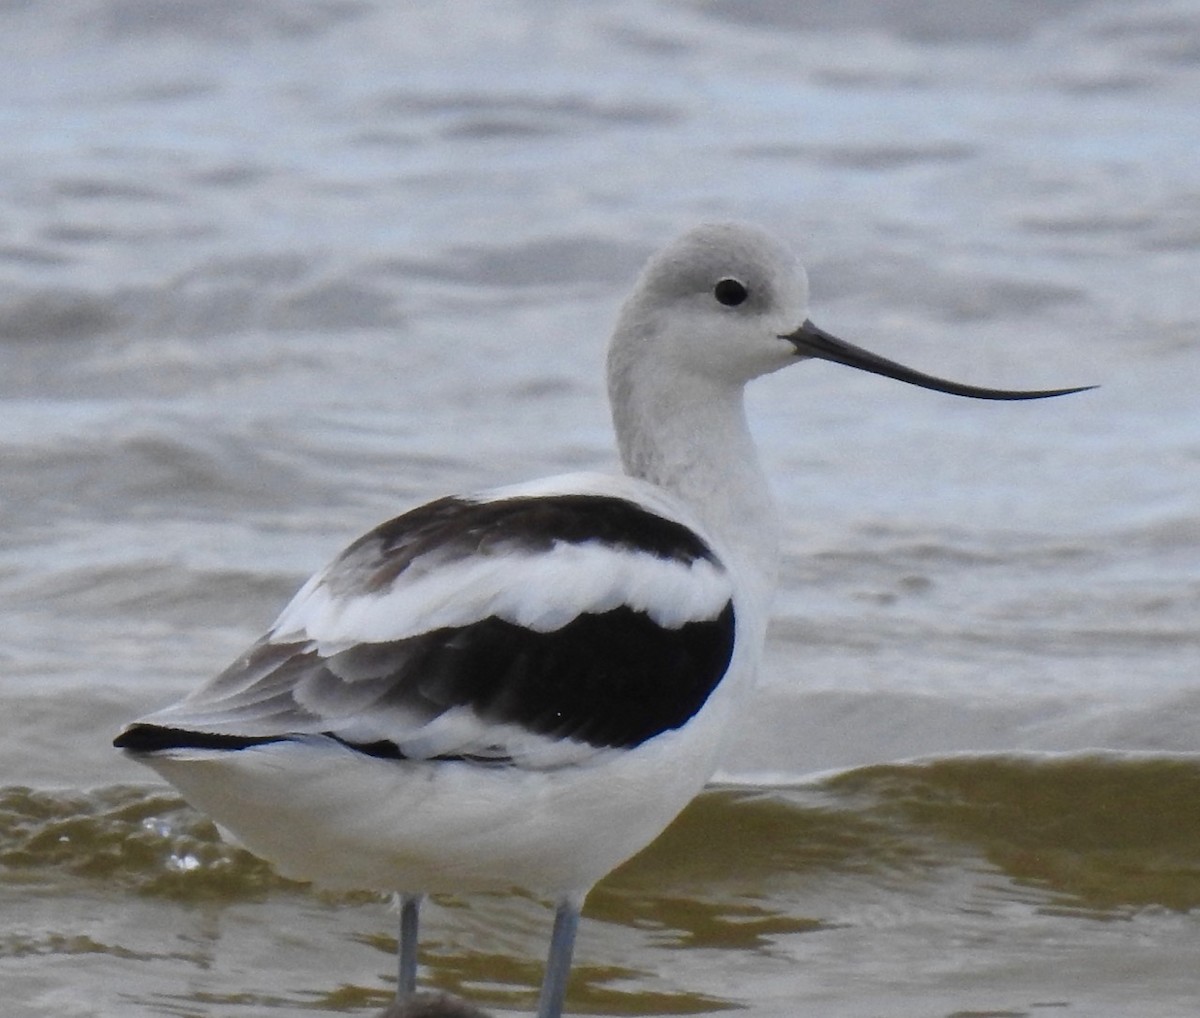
[119,477,737,769]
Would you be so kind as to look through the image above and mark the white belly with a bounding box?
[139,669,747,896]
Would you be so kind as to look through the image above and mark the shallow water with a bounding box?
[2,0,1199,1015]
[7,758,1200,1017]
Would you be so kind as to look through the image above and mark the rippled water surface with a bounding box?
[2,1,1199,1016]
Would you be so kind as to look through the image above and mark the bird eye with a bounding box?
[713,277,749,307]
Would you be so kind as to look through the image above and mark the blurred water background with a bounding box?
[2,1,1199,1016]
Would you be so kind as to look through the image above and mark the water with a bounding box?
[2,1,1199,1015]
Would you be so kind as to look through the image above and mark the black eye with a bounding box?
[713,277,749,307]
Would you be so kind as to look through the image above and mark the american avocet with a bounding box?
[115,222,1090,1017]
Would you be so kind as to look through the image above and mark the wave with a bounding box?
[7,753,1198,916]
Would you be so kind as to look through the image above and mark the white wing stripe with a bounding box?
[270,541,731,647]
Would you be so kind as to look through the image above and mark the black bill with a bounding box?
[784,319,1094,401]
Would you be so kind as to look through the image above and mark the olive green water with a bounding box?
[5,755,1199,1016]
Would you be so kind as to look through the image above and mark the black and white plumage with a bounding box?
[124,485,736,765]
[115,222,1089,1017]
[116,472,752,897]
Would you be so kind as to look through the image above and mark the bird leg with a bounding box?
[398,893,423,997]
[535,893,584,1018]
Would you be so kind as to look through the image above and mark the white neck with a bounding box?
[608,362,781,612]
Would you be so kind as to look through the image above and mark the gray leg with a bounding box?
[398,893,423,998]
[535,893,584,1018]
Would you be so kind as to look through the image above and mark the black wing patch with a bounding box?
[329,493,722,596]
[117,602,735,759]
[372,603,736,749]
[115,726,285,753]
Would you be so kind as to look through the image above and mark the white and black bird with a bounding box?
[115,222,1090,1017]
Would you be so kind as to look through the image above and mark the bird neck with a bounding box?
[609,365,781,607]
